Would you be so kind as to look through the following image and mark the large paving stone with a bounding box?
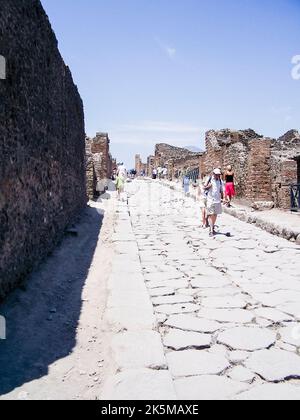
[245,349,300,381]
[279,325,300,347]
[254,290,300,307]
[152,295,194,306]
[254,308,294,323]
[201,296,247,309]
[234,383,300,401]
[175,375,248,400]
[149,287,175,298]
[102,369,177,400]
[227,366,256,383]
[112,331,167,370]
[144,272,183,282]
[165,314,221,333]
[198,308,254,324]
[191,277,230,289]
[155,303,199,315]
[147,279,189,290]
[163,329,212,351]
[218,327,276,351]
[277,303,300,318]
[167,350,230,377]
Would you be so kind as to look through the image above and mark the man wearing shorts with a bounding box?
[205,168,224,237]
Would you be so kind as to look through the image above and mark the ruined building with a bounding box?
[135,154,147,175]
[148,129,300,210]
[154,144,204,179]
[86,133,115,199]
[203,129,300,209]
[0,0,86,299]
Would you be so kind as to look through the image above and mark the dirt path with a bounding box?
[0,193,116,400]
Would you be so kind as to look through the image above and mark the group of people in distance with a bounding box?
[152,167,168,180]
[197,165,235,237]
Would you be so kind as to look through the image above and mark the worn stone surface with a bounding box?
[167,350,230,377]
[218,327,276,351]
[163,329,211,351]
[245,349,300,381]
[125,180,300,400]
[102,369,177,400]
[112,331,167,370]
[0,0,86,299]
[165,315,221,333]
[227,366,256,383]
[235,383,300,401]
[198,308,254,324]
[279,325,300,347]
[175,375,247,400]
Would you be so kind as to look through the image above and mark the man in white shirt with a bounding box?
[205,168,224,237]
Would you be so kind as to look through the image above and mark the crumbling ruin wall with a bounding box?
[270,130,300,209]
[155,143,203,178]
[85,133,114,197]
[0,0,86,299]
[205,130,264,198]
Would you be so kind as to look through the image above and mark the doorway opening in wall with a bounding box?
[291,157,300,212]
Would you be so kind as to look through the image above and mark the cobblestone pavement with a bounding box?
[104,179,300,400]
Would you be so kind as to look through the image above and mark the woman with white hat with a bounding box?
[205,169,224,237]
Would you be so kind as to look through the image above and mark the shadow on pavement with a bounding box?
[0,206,103,397]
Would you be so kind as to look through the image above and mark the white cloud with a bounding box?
[155,37,176,60]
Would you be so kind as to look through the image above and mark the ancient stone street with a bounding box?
[103,180,300,400]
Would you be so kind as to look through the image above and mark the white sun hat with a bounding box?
[213,168,222,175]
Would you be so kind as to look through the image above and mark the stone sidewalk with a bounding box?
[102,180,300,400]
[164,179,300,244]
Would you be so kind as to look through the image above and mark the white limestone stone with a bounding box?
[167,350,230,377]
[279,325,300,347]
[165,314,221,333]
[234,383,300,401]
[163,329,211,351]
[245,349,300,381]
[228,350,251,363]
[102,369,177,400]
[155,303,199,315]
[227,366,256,383]
[201,296,247,309]
[198,308,254,324]
[112,331,167,370]
[147,279,189,290]
[254,308,294,323]
[175,375,248,400]
[149,287,175,297]
[191,277,229,289]
[152,295,194,306]
[217,327,276,351]
[144,272,183,282]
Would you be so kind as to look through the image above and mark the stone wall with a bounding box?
[85,133,115,198]
[0,0,86,299]
[205,129,300,209]
[270,130,300,209]
[154,144,203,178]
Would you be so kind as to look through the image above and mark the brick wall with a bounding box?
[245,139,272,202]
[0,0,86,299]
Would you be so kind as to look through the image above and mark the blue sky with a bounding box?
[41,0,300,168]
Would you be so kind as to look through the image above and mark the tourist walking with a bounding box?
[198,178,208,228]
[116,172,126,200]
[183,173,190,195]
[224,165,235,207]
[205,168,224,237]
[152,168,157,180]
